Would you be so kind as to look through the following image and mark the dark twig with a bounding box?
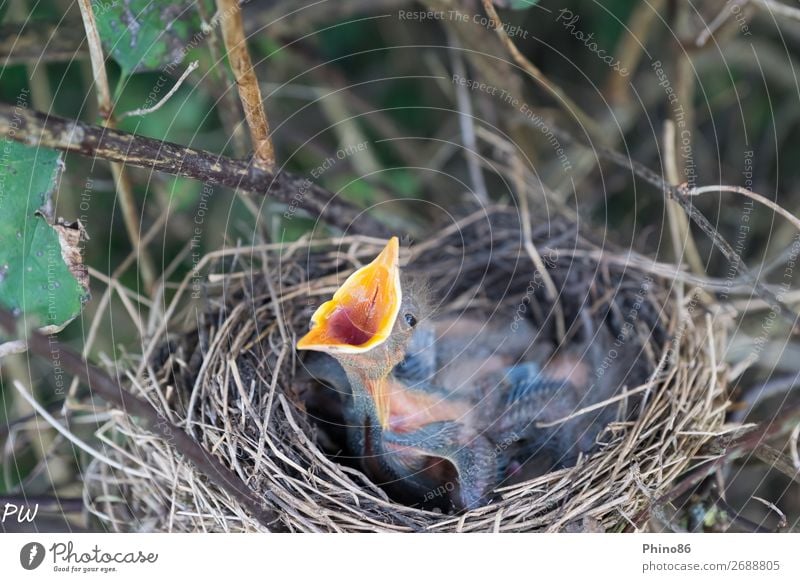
[731,373,800,423]
[0,21,86,65]
[0,103,383,236]
[708,488,775,533]
[542,122,800,327]
[0,309,283,530]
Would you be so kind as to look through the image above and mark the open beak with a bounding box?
[297,237,401,354]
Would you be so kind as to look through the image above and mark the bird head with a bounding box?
[296,237,423,379]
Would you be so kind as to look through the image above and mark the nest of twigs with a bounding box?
[84,205,733,532]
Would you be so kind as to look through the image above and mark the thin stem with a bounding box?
[76,0,111,119]
[449,37,489,205]
[216,0,275,169]
[606,0,666,103]
[12,380,148,476]
[118,60,199,119]
[663,120,704,276]
[195,0,248,158]
[76,0,157,294]
[665,3,706,277]
[479,0,604,142]
[685,184,800,233]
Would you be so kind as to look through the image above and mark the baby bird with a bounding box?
[297,238,640,509]
[297,238,507,508]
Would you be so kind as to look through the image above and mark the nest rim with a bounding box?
[84,206,733,533]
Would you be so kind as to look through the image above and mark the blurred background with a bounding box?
[0,0,799,531]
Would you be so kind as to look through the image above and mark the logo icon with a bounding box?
[19,542,45,570]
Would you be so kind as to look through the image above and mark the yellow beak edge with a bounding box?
[296,237,401,354]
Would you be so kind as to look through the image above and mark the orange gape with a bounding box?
[297,237,401,353]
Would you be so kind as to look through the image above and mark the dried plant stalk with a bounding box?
[216,0,275,169]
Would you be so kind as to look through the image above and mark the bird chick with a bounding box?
[297,238,643,509]
[297,238,499,509]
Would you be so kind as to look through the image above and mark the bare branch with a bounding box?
[449,38,489,205]
[686,184,800,233]
[0,21,86,65]
[195,0,248,158]
[539,121,800,327]
[663,120,704,276]
[76,0,112,119]
[0,103,381,235]
[650,403,800,514]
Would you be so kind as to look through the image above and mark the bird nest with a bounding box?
[84,205,733,532]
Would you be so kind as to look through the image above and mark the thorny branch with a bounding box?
[0,308,284,530]
[0,103,384,236]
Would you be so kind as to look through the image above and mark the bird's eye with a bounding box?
[404,313,417,327]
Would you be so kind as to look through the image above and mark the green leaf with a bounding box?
[0,141,89,331]
[93,0,202,75]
